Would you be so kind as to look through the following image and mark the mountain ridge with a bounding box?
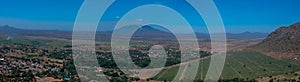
[0,25,268,40]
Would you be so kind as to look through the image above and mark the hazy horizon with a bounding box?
[0,24,273,34]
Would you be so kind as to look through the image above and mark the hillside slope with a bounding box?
[151,51,300,81]
[251,22,300,60]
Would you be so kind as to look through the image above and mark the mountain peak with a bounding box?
[294,22,300,25]
[0,25,20,32]
[2,25,10,27]
[289,22,300,29]
[1,25,15,28]
[136,25,170,33]
[140,25,157,30]
[130,25,175,41]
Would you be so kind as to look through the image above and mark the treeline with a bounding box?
[96,50,212,69]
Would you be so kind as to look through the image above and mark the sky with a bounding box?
[0,0,300,33]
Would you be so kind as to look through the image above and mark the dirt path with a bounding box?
[164,56,210,69]
[179,65,188,80]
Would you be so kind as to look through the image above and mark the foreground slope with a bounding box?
[152,51,300,81]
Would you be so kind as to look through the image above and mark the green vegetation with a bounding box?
[152,50,300,81]
[152,66,180,81]
[0,36,70,48]
[3,35,299,81]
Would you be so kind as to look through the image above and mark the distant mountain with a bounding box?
[131,25,176,40]
[0,25,72,39]
[104,25,176,41]
[0,25,21,33]
[227,32,268,39]
[251,22,300,60]
[0,25,268,41]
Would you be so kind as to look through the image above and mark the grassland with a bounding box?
[151,50,300,81]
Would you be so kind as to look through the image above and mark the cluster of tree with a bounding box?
[0,70,35,82]
[48,49,72,60]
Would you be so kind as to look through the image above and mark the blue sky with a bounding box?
[0,0,300,33]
